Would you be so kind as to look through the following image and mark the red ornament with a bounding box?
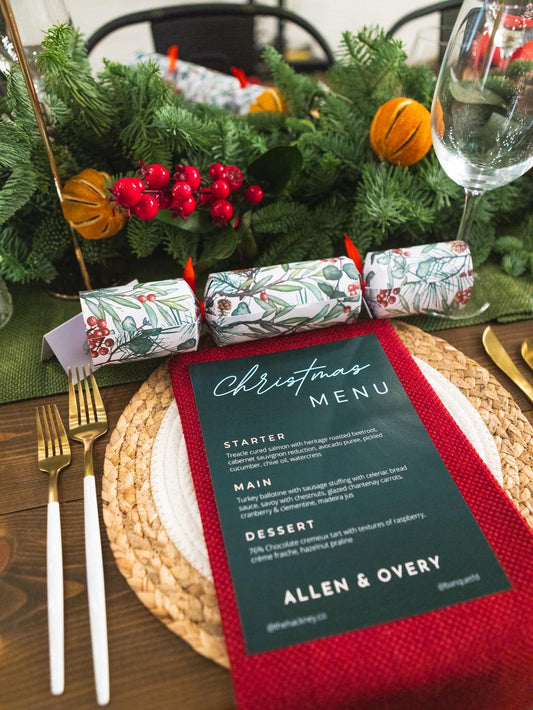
[174,164,201,191]
[223,165,243,191]
[172,180,193,202]
[208,162,226,180]
[245,184,263,204]
[142,163,170,190]
[211,179,230,199]
[210,199,234,224]
[113,177,144,207]
[133,194,159,220]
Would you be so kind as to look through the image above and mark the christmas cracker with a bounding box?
[362,241,474,318]
[79,279,201,365]
[203,257,363,346]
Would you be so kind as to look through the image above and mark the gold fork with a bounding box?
[68,366,110,706]
[36,404,71,697]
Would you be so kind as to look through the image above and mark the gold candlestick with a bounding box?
[0,0,92,290]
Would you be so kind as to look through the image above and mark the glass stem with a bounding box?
[457,189,484,243]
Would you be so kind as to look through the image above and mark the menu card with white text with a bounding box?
[189,333,511,654]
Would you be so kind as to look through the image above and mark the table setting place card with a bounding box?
[169,319,533,710]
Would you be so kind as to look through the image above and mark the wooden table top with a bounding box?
[1,320,532,710]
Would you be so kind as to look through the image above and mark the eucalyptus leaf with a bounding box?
[449,80,506,108]
[342,261,358,279]
[122,315,137,332]
[323,265,343,280]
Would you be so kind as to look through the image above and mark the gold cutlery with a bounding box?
[520,339,533,371]
[68,367,110,706]
[482,326,533,405]
[36,404,71,696]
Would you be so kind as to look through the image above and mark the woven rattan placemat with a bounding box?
[101,322,533,668]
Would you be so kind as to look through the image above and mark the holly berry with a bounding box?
[98,347,109,356]
[174,196,196,218]
[210,179,230,199]
[210,199,233,224]
[155,191,172,210]
[133,194,159,220]
[171,181,193,202]
[174,164,201,191]
[87,316,98,327]
[113,177,144,207]
[147,294,157,302]
[97,319,107,329]
[91,350,99,358]
[245,184,263,204]
[142,163,170,190]
[104,338,114,347]
[223,165,243,191]
[260,291,268,302]
[208,162,226,180]
[137,294,148,302]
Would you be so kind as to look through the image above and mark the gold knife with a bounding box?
[521,339,533,372]
[482,326,533,405]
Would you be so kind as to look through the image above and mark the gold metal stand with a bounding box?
[0,0,92,290]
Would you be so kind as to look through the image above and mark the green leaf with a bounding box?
[108,295,141,309]
[126,335,154,355]
[198,227,239,266]
[342,261,358,279]
[158,298,189,311]
[154,301,175,326]
[143,301,158,328]
[231,301,251,316]
[449,80,506,108]
[323,265,342,280]
[122,315,137,332]
[318,282,334,297]
[247,146,303,193]
[416,261,430,278]
[268,283,301,292]
[155,208,215,233]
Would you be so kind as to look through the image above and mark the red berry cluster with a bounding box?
[86,316,114,358]
[376,287,401,307]
[111,161,263,225]
[455,286,473,305]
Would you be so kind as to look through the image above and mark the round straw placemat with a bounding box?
[102,322,533,668]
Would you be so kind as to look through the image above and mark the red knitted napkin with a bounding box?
[168,320,533,710]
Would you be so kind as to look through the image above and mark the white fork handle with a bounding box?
[47,501,64,696]
[84,475,110,706]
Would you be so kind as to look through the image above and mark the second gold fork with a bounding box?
[68,366,110,707]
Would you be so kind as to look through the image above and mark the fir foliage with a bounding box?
[0,23,532,285]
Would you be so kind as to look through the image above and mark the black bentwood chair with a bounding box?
[85,3,335,78]
[387,0,462,61]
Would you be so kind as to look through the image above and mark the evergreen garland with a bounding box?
[0,24,532,287]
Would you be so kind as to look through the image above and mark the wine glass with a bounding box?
[431,0,533,318]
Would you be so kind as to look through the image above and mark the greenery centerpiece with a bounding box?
[0,24,532,292]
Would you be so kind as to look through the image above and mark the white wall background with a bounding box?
[53,0,444,70]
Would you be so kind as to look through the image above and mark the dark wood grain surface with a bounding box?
[1,320,532,709]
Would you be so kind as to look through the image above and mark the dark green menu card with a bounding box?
[188,333,510,654]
